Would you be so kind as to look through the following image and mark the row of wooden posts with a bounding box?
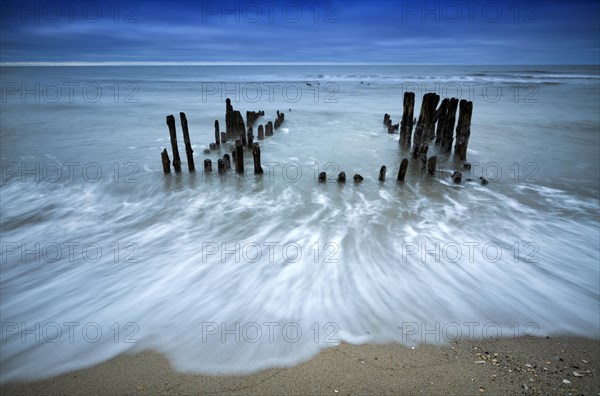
[161,98,285,175]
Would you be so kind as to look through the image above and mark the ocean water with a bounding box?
[0,65,599,382]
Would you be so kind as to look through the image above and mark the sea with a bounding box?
[1,64,598,381]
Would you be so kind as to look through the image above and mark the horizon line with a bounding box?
[2,61,599,67]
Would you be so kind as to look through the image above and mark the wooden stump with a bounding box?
[455,100,473,160]
[166,115,182,173]
[220,132,228,144]
[384,113,390,126]
[318,172,326,183]
[204,159,212,172]
[337,171,346,183]
[257,124,264,140]
[247,127,254,149]
[235,140,244,173]
[265,121,273,136]
[440,98,459,152]
[214,120,220,146]
[209,143,217,150]
[378,165,386,181]
[179,112,195,172]
[225,98,233,138]
[400,92,415,147]
[412,93,440,156]
[218,158,225,173]
[434,99,449,145]
[427,156,437,176]
[353,174,364,182]
[452,171,462,183]
[161,149,171,173]
[397,158,409,181]
[252,143,263,174]
[223,154,231,169]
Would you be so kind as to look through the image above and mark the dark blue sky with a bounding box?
[1,0,599,64]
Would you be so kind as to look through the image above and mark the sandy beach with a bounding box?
[2,336,598,395]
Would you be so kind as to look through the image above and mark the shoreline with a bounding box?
[2,336,598,395]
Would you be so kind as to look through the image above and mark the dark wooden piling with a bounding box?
[246,110,264,127]
[397,158,409,182]
[209,143,217,150]
[379,165,386,181]
[232,111,246,142]
[223,154,231,169]
[427,156,437,176]
[265,121,273,136]
[454,99,473,160]
[412,93,440,157]
[247,127,254,149]
[384,113,390,126]
[452,171,462,183]
[257,124,264,140]
[400,92,415,147]
[218,158,225,173]
[204,159,212,172]
[388,123,399,134]
[214,120,220,146]
[225,98,233,138]
[221,132,228,144]
[353,174,364,182]
[440,98,459,152]
[318,172,326,183]
[179,112,195,172]
[235,140,244,173]
[161,149,171,173]
[434,99,449,145]
[252,143,263,174]
[337,171,346,183]
[166,115,182,173]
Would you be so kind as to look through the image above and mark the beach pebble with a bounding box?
[573,371,583,377]
[475,360,486,364]
[522,384,529,391]
[562,379,571,385]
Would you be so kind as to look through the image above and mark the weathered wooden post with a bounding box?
[434,98,449,145]
[379,165,386,181]
[384,113,390,126]
[455,99,473,160]
[440,98,459,152]
[223,154,231,169]
[412,93,440,157]
[225,98,233,138]
[247,127,254,149]
[161,149,171,173]
[338,171,346,183]
[235,140,244,173]
[221,131,228,144]
[252,143,263,174]
[166,115,182,173]
[397,158,409,182]
[400,92,415,147]
[179,112,195,172]
[218,158,225,173]
[214,120,220,146]
[353,174,364,182]
[427,156,437,176]
[318,172,326,183]
[209,143,217,150]
[257,124,264,140]
[452,171,462,183]
[204,159,212,172]
[265,121,273,136]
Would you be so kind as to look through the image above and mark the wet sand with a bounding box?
[2,336,599,395]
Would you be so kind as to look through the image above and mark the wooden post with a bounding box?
[247,127,254,149]
[235,140,244,173]
[441,98,459,152]
[225,98,233,138]
[452,171,462,183]
[166,115,182,173]
[204,159,212,172]
[220,132,228,144]
[252,143,263,174]
[214,120,220,146]
[427,156,437,176]
[434,99,449,145]
[397,158,409,181]
[218,158,225,173]
[379,165,386,181]
[412,93,440,157]
[179,112,195,172]
[337,171,346,183]
[384,113,390,126]
[455,100,473,160]
[223,154,231,169]
[161,149,171,173]
[265,121,273,136]
[209,143,217,150]
[353,174,363,182]
[318,172,326,183]
[257,124,264,140]
[400,92,415,147]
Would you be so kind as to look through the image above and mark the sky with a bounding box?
[0,0,599,64]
